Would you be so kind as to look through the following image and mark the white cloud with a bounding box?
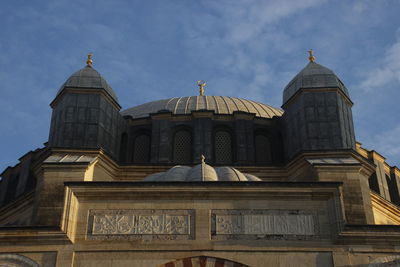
[180,0,326,106]
[360,38,400,90]
[207,0,325,45]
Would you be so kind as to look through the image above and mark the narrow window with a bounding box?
[173,129,192,164]
[133,134,151,163]
[4,174,20,204]
[387,174,400,205]
[255,134,272,164]
[119,133,128,162]
[215,130,232,164]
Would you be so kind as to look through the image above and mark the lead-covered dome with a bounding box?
[121,96,283,119]
[283,62,349,105]
[57,65,118,102]
[144,163,261,182]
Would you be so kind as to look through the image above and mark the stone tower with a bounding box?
[282,54,355,160]
[48,55,124,159]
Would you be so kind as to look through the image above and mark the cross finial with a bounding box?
[308,49,315,62]
[86,53,93,66]
[197,80,206,96]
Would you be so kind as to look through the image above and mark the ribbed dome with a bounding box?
[121,96,283,119]
[58,65,118,102]
[144,163,261,182]
[283,62,349,105]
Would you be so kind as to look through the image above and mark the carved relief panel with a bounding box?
[87,209,195,240]
[211,209,319,240]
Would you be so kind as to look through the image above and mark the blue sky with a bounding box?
[1,0,400,170]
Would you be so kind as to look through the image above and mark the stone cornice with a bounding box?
[282,87,353,109]
[50,87,121,110]
[370,191,400,224]
[0,227,69,245]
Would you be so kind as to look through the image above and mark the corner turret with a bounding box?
[48,54,125,159]
[282,51,356,159]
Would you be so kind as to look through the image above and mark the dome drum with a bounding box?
[120,110,284,166]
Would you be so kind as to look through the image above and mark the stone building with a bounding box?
[0,53,400,267]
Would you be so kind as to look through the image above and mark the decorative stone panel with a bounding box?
[87,209,195,241]
[211,209,319,240]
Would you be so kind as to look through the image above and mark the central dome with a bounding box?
[121,96,283,119]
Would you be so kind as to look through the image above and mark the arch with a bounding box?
[157,256,249,267]
[132,133,151,163]
[214,127,233,165]
[0,254,40,267]
[172,127,192,164]
[254,131,272,164]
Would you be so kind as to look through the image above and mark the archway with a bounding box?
[0,254,39,267]
[157,256,249,267]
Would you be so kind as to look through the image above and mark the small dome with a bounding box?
[121,96,283,119]
[57,65,118,102]
[144,163,262,182]
[283,62,349,105]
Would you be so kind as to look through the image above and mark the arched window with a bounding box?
[255,133,272,164]
[214,129,232,164]
[159,256,249,267]
[0,254,40,267]
[132,134,151,163]
[173,129,192,164]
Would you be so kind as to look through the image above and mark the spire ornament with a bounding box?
[86,53,93,66]
[308,49,315,62]
[201,154,206,164]
[197,80,206,96]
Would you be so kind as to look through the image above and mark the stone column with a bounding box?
[312,162,375,224]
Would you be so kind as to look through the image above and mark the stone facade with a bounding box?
[0,59,400,267]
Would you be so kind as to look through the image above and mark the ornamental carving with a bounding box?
[87,209,194,240]
[211,209,318,240]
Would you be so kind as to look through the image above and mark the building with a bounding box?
[0,52,400,267]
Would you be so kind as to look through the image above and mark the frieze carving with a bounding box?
[87,209,195,240]
[211,210,318,240]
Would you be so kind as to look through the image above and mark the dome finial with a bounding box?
[197,80,206,96]
[308,49,315,62]
[86,53,93,66]
[201,154,206,164]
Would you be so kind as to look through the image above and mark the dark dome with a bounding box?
[283,62,349,105]
[58,65,118,102]
[121,96,283,119]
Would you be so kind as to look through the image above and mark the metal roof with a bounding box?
[57,65,118,102]
[121,96,283,119]
[283,62,350,105]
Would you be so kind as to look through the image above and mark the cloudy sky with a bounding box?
[1,0,400,170]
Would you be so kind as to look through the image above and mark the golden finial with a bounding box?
[197,80,206,96]
[308,49,315,62]
[201,154,206,164]
[86,53,93,66]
